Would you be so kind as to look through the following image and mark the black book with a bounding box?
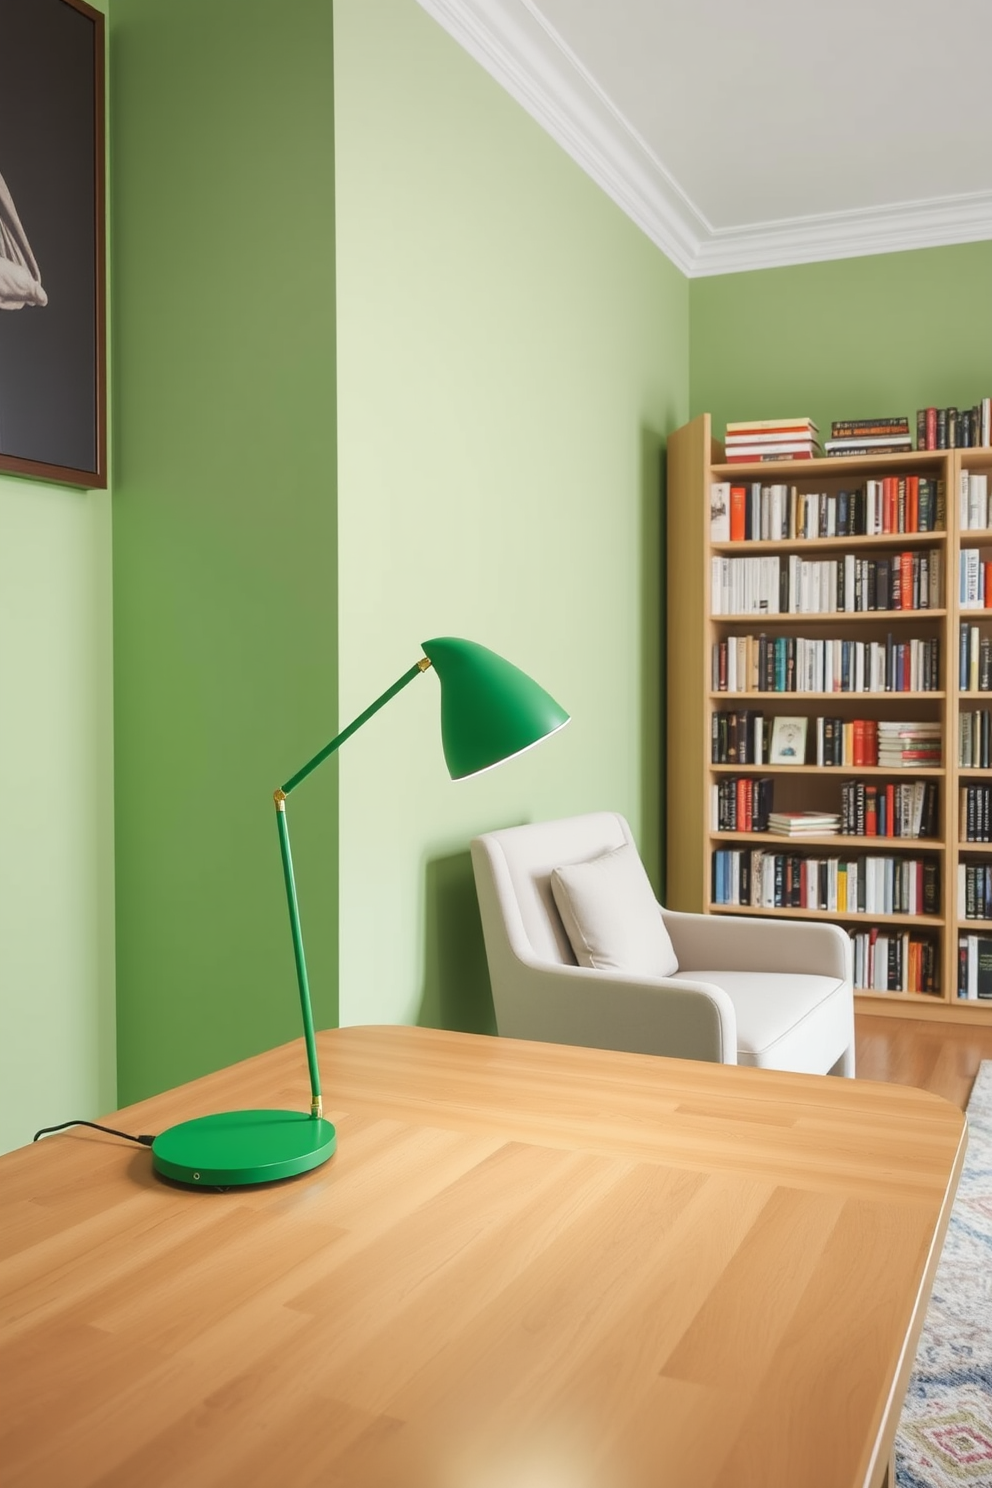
[981,637,992,692]
[917,409,928,450]
[960,937,969,999]
[923,860,939,916]
[948,407,959,447]
[937,408,948,449]
[978,939,992,998]
[877,558,890,611]
[838,489,850,534]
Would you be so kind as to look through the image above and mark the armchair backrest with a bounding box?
[470,811,636,969]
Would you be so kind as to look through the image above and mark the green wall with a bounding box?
[690,242,992,439]
[334,0,688,1031]
[0,0,115,1156]
[111,0,338,1104]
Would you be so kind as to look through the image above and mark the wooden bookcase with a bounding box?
[666,412,992,1022]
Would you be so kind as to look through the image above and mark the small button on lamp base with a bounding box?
[151,1109,336,1187]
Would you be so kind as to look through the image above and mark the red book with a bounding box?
[885,783,895,836]
[901,552,914,609]
[725,452,815,464]
[984,562,992,608]
[926,407,937,449]
[907,475,919,532]
[729,486,746,542]
[852,719,866,766]
[866,720,879,765]
[884,476,897,534]
[865,785,877,836]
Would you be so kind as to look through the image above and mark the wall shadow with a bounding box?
[640,422,667,901]
[416,849,497,1035]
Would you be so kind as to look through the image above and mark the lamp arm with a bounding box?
[281,658,431,795]
[273,655,432,1118]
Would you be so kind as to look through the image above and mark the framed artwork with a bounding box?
[0,0,106,488]
[769,715,809,765]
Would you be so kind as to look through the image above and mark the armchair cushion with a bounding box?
[668,968,851,1075]
[550,842,679,979]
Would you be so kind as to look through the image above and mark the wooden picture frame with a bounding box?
[0,0,106,488]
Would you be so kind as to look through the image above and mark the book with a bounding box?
[726,418,818,434]
[726,441,821,457]
[710,482,730,541]
[824,444,913,458]
[724,430,819,447]
[831,418,910,437]
[729,485,746,542]
[725,451,817,464]
[767,812,840,837]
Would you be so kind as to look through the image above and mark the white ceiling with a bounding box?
[416,0,992,275]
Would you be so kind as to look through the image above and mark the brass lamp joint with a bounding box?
[274,789,287,810]
[311,1095,323,1120]
[417,656,433,672]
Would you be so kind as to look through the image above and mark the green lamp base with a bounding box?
[151,1109,336,1187]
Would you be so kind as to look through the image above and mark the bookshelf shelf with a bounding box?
[709,691,945,701]
[710,763,946,777]
[712,532,946,555]
[711,832,944,851]
[854,989,943,1003]
[708,904,943,927]
[712,610,946,625]
[711,448,948,479]
[667,412,988,1018]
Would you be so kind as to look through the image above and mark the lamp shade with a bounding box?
[421,636,569,780]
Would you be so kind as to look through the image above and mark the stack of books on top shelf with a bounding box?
[918,401,991,451]
[723,419,821,464]
[823,418,912,458]
[876,722,942,769]
[767,811,840,837]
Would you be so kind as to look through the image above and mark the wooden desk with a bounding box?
[0,1026,965,1488]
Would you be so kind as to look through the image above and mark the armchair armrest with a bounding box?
[492,954,738,1065]
[661,908,852,984]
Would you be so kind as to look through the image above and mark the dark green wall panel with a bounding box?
[111,0,337,1103]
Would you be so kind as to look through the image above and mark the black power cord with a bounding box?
[33,1119,155,1147]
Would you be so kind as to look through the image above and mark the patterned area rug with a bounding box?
[897,1061,992,1487]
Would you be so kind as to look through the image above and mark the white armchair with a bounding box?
[471,811,855,1076]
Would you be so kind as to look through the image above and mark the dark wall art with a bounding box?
[0,0,105,488]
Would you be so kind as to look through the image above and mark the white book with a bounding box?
[710,482,731,541]
[961,469,971,530]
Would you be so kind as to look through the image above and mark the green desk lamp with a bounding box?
[151,637,569,1187]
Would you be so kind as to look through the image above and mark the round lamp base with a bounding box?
[151,1109,336,1187]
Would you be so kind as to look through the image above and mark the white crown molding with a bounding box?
[413,0,707,275]
[694,191,992,277]
[415,0,992,279]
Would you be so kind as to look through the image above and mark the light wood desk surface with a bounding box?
[0,1025,966,1488]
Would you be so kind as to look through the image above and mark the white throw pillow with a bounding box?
[550,842,679,978]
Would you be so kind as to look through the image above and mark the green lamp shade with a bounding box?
[422,636,570,780]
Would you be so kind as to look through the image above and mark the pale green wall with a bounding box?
[0,0,115,1156]
[690,242,992,437]
[334,0,688,1031]
[111,0,337,1104]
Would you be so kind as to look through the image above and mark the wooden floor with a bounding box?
[856,1012,992,1109]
